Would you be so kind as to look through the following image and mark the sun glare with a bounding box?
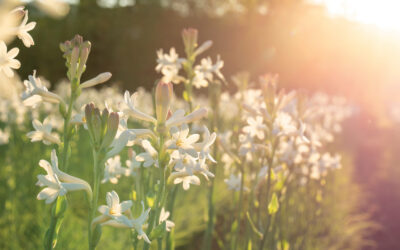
[314,0,400,31]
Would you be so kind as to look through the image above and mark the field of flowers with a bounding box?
[0,1,377,250]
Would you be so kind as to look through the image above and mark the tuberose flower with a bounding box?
[0,41,20,78]
[36,150,92,203]
[27,118,61,145]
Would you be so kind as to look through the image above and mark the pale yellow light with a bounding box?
[313,0,400,31]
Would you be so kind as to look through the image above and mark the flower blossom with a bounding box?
[36,150,92,203]
[22,71,63,107]
[136,140,159,168]
[98,196,151,244]
[0,41,20,78]
[124,91,208,128]
[15,10,36,48]
[102,156,130,184]
[159,208,175,232]
[193,55,224,88]
[155,48,185,84]
[166,124,199,157]
[27,118,61,145]
[243,116,267,140]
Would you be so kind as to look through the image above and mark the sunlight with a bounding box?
[314,0,400,31]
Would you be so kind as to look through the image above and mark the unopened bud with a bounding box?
[193,40,213,57]
[101,112,119,149]
[77,47,89,77]
[155,81,173,124]
[80,72,112,89]
[69,46,79,80]
[182,28,198,56]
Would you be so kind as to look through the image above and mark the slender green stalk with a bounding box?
[231,169,245,250]
[258,140,277,250]
[88,150,103,250]
[166,186,178,250]
[143,134,166,250]
[44,85,77,250]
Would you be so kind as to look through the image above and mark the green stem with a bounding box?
[203,167,216,250]
[166,186,178,250]
[143,134,166,250]
[258,141,277,250]
[88,150,103,250]
[232,169,245,250]
[43,86,77,250]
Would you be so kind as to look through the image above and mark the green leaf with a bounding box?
[91,224,102,249]
[150,221,167,239]
[268,193,279,214]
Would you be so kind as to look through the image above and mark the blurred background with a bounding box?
[13,0,400,249]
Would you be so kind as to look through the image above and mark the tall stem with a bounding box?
[88,150,103,250]
[143,134,166,250]
[44,87,77,250]
[258,140,277,250]
[166,186,178,250]
[231,168,245,250]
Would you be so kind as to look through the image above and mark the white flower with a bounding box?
[0,41,20,78]
[136,140,159,168]
[192,71,208,89]
[165,108,208,128]
[102,156,130,184]
[15,10,36,48]
[36,150,92,204]
[160,66,185,84]
[124,91,157,123]
[170,150,197,172]
[272,112,296,137]
[243,116,266,140]
[22,71,63,107]
[159,208,175,232]
[156,48,185,84]
[193,55,224,88]
[224,173,247,192]
[106,130,136,159]
[173,175,200,190]
[102,201,151,244]
[194,126,217,162]
[170,155,213,189]
[167,124,199,157]
[27,118,61,145]
[98,191,133,218]
[124,90,207,128]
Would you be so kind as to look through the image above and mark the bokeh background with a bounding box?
[9,0,400,249]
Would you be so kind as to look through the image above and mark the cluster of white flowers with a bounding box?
[155,29,224,89]
[218,74,353,191]
[0,11,359,247]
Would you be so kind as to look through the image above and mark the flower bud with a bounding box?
[193,40,213,57]
[101,112,119,149]
[69,46,79,80]
[155,81,173,124]
[182,28,198,56]
[77,47,89,77]
[92,108,102,146]
[80,72,112,89]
